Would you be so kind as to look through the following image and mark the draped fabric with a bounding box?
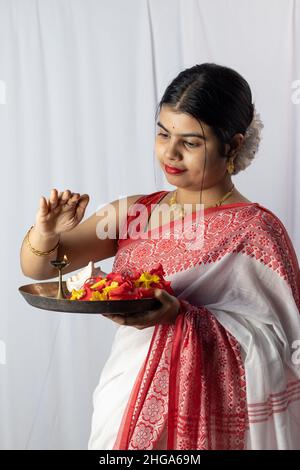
[1,0,300,450]
[89,191,300,450]
[112,303,247,450]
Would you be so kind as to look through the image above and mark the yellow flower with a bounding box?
[90,291,107,301]
[134,272,160,289]
[90,278,107,289]
[70,289,85,300]
[102,281,119,297]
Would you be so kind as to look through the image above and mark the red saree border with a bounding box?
[167,310,184,449]
[112,324,161,449]
[118,190,259,250]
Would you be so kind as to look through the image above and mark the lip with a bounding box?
[164,164,187,174]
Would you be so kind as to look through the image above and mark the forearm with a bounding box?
[20,225,60,280]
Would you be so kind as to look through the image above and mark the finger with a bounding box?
[57,190,67,205]
[49,188,58,210]
[75,194,89,217]
[119,310,159,327]
[66,193,80,206]
[56,190,64,203]
[132,324,147,330]
[77,194,89,209]
[39,196,49,216]
[60,189,72,204]
[104,314,126,325]
[153,289,172,308]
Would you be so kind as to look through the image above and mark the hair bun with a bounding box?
[233,106,264,174]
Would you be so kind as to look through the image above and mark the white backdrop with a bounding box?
[0,0,299,449]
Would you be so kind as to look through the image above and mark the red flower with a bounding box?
[70,262,175,301]
[108,280,136,300]
[106,272,125,283]
[83,276,102,286]
[136,287,155,299]
[149,263,165,278]
[79,285,94,301]
[109,291,138,300]
[155,280,175,296]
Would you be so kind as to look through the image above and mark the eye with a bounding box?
[157,132,169,138]
[157,132,200,148]
[184,141,199,148]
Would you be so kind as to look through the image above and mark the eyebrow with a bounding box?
[157,121,206,140]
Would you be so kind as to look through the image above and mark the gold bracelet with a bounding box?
[26,225,60,257]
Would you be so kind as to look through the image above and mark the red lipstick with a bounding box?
[164,164,186,174]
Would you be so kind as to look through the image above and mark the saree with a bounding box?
[88,190,300,450]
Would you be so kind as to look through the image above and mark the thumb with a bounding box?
[76,194,89,217]
[154,288,171,303]
[77,194,89,210]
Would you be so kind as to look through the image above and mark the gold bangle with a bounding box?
[26,225,60,257]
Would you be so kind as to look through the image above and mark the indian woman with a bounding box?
[20,62,300,450]
[87,63,300,450]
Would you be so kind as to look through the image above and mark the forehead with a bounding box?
[157,105,211,136]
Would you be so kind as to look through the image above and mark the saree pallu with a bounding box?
[88,191,300,450]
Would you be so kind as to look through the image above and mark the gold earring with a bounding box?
[227,157,235,175]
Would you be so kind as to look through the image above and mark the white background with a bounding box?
[0,0,299,449]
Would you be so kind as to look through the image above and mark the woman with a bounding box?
[21,63,300,450]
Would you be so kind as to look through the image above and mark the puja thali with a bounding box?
[19,281,161,315]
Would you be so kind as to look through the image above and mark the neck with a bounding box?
[175,176,235,208]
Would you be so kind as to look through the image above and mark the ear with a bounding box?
[228,133,245,159]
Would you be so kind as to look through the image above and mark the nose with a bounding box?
[164,140,182,161]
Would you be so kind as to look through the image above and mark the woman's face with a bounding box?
[155,104,230,191]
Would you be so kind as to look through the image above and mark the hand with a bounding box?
[35,188,90,238]
[104,289,180,329]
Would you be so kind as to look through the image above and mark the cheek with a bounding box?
[187,146,225,173]
[211,156,227,172]
[202,144,225,168]
[155,141,164,160]
[184,148,206,169]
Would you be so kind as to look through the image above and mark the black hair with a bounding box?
[155,62,254,158]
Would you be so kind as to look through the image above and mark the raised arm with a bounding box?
[20,188,145,280]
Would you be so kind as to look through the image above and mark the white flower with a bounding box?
[233,107,264,174]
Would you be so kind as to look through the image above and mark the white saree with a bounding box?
[88,191,300,450]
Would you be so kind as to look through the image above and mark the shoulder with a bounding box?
[244,203,290,241]
[223,203,289,240]
[107,194,146,235]
[251,203,298,261]
[111,190,167,213]
[115,191,167,242]
[227,203,291,250]
[213,203,297,271]
[234,203,299,277]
